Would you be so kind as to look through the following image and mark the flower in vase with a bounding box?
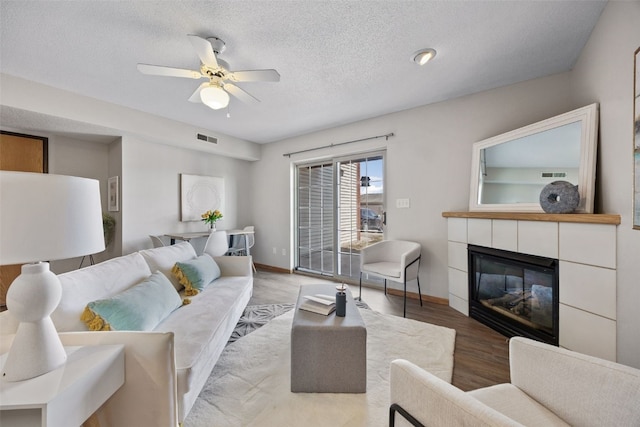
[201,209,223,229]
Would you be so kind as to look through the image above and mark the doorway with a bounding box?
[295,152,384,282]
[0,131,48,307]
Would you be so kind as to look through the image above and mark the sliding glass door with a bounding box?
[297,162,334,275]
[296,152,384,281]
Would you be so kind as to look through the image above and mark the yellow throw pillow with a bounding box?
[171,254,221,296]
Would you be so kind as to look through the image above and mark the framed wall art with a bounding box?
[634,46,640,229]
[180,174,225,222]
[108,176,119,212]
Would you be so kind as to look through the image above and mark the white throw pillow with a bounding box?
[139,242,197,291]
[52,252,152,332]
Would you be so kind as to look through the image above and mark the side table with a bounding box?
[0,344,125,427]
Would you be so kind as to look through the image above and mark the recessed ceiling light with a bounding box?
[411,48,437,66]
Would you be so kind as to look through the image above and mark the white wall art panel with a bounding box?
[180,174,225,222]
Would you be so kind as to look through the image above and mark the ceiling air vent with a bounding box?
[196,133,218,144]
[541,172,567,178]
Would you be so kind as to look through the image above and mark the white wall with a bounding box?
[106,138,123,259]
[568,1,640,368]
[2,0,637,367]
[0,74,261,162]
[251,72,574,299]
[250,1,640,367]
[120,135,253,255]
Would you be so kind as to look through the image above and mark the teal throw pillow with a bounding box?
[171,254,221,296]
[81,271,182,331]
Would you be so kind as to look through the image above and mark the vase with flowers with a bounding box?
[201,209,223,232]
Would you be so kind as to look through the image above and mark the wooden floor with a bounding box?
[249,269,511,391]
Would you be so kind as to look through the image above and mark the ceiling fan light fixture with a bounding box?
[412,48,437,66]
[200,84,230,110]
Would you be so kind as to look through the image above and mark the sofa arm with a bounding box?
[390,359,520,427]
[509,337,640,426]
[213,255,253,277]
[60,331,178,427]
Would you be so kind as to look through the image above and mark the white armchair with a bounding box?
[390,337,640,427]
[359,240,421,317]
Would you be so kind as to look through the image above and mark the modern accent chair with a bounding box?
[203,230,229,257]
[359,240,422,317]
[149,235,166,248]
[389,337,640,427]
[226,226,256,272]
[226,226,255,255]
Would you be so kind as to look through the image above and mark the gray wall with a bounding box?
[249,1,640,368]
[251,72,574,298]
[568,1,640,369]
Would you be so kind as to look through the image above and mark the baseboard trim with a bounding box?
[254,263,292,274]
[386,288,449,305]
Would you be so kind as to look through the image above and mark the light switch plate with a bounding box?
[396,198,410,208]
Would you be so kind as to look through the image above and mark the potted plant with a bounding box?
[103,212,116,247]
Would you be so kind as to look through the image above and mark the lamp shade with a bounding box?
[200,85,230,110]
[0,171,105,265]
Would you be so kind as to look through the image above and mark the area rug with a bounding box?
[185,306,456,427]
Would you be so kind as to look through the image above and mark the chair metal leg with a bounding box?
[417,276,423,307]
[359,272,363,301]
[403,278,407,318]
[384,279,387,295]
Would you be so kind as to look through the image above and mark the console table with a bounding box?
[0,345,125,427]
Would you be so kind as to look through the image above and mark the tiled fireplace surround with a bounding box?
[444,212,620,362]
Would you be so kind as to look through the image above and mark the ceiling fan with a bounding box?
[137,35,280,110]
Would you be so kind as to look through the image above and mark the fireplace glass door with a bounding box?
[468,245,558,345]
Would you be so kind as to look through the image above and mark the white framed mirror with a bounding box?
[469,103,598,213]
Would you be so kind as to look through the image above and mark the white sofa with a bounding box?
[390,336,640,427]
[0,242,253,426]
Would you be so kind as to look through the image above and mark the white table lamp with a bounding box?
[0,171,105,381]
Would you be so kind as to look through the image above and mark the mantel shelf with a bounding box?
[442,211,621,225]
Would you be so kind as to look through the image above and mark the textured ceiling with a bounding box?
[0,1,606,144]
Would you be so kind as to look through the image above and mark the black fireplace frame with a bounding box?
[468,245,559,346]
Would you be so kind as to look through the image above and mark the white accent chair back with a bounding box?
[359,240,422,317]
[226,226,256,272]
[245,226,255,252]
[227,226,255,255]
[203,230,229,257]
[390,337,640,426]
[149,235,166,248]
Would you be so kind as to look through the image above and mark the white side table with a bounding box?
[0,344,125,427]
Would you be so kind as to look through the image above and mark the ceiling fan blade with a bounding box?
[137,63,202,79]
[228,69,281,82]
[188,83,209,103]
[187,34,219,68]
[224,83,260,104]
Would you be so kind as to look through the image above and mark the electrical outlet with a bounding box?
[272,247,277,254]
[396,198,410,208]
[282,248,286,256]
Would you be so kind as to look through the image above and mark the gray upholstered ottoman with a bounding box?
[290,284,367,393]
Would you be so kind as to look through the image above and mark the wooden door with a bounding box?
[0,131,48,307]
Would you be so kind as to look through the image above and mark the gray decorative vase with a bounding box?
[335,291,346,317]
[539,181,580,213]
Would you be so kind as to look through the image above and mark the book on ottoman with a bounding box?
[298,294,336,315]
